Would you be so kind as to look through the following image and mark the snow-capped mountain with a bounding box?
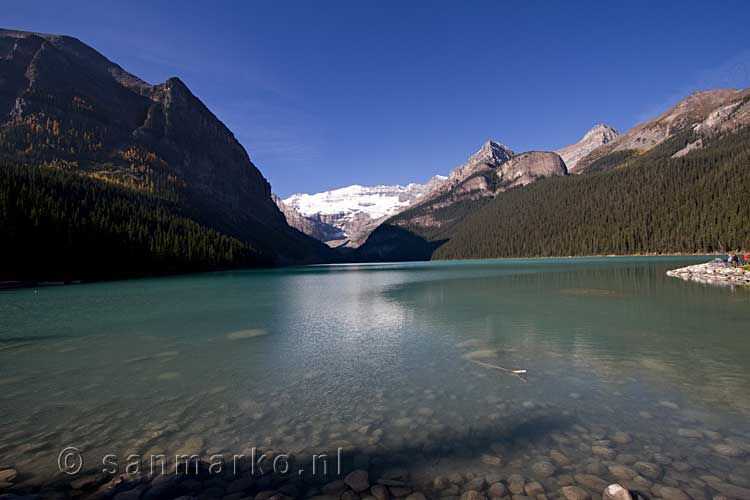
[283,176,447,247]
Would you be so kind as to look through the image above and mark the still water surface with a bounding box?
[1,257,749,494]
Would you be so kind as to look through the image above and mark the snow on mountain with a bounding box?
[283,176,447,246]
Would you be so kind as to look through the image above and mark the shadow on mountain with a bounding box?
[353,224,447,262]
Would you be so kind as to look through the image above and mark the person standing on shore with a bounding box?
[744,250,750,266]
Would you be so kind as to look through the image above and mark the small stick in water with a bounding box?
[464,355,528,382]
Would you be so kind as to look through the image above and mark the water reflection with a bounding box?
[1,257,749,497]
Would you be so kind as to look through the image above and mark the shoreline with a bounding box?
[666,260,750,288]
[0,254,721,290]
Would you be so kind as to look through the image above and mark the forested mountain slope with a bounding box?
[0,29,332,280]
[358,126,750,262]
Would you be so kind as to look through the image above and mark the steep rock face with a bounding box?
[556,124,618,173]
[283,176,446,247]
[397,146,566,230]
[576,89,750,172]
[497,151,568,188]
[357,148,568,254]
[0,29,330,264]
[423,140,514,201]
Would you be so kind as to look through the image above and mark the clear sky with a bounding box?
[5,1,750,197]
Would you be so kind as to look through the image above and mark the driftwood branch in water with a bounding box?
[465,354,528,382]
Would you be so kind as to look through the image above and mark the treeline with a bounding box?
[0,164,269,281]
[432,128,750,260]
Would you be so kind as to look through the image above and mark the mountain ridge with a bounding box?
[0,27,332,279]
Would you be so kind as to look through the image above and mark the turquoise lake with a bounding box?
[1,256,749,496]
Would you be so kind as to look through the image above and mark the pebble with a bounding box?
[459,492,486,500]
[488,483,507,498]
[608,465,636,481]
[573,475,608,492]
[602,484,633,500]
[712,443,746,457]
[508,475,525,495]
[523,482,544,496]
[345,470,370,493]
[676,428,703,439]
[611,432,631,444]
[561,486,590,500]
[0,469,17,483]
[389,486,412,497]
[481,454,503,466]
[652,485,690,500]
[371,485,388,500]
[405,494,427,500]
[550,450,571,466]
[531,461,556,478]
[591,446,615,460]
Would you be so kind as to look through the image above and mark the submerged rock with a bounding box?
[602,484,633,500]
[561,485,590,500]
[345,470,370,492]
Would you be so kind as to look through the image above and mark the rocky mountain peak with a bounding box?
[582,123,618,142]
[557,123,619,173]
[470,140,515,166]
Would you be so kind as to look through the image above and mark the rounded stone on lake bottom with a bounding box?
[524,481,544,496]
[711,443,746,457]
[652,485,690,500]
[591,446,616,460]
[389,486,412,498]
[405,493,427,500]
[561,486,590,500]
[531,461,556,478]
[608,465,636,481]
[448,473,464,485]
[0,469,17,483]
[459,491,486,500]
[464,477,486,492]
[346,470,370,493]
[341,491,360,500]
[556,475,575,487]
[633,462,662,480]
[481,454,503,466]
[573,475,608,492]
[614,454,637,465]
[611,432,632,445]
[433,477,448,490]
[371,484,389,500]
[508,475,525,495]
[488,482,508,498]
[602,484,633,500]
[549,450,570,466]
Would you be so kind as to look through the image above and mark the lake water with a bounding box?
[2,256,750,498]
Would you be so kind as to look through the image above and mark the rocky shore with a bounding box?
[0,461,657,500]
[666,261,750,287]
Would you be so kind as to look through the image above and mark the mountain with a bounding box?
[433,125,750,259]
[272,194,344,243]
[355,143,567,261]
[575,89,750,173]
[283,176,446,247]
[0,29,332,280]
[556,124,618,172]
[357,88,750,262]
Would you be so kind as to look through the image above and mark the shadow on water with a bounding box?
[6,412,576,499]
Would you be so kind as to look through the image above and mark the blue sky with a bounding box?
[6,1,750,197]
